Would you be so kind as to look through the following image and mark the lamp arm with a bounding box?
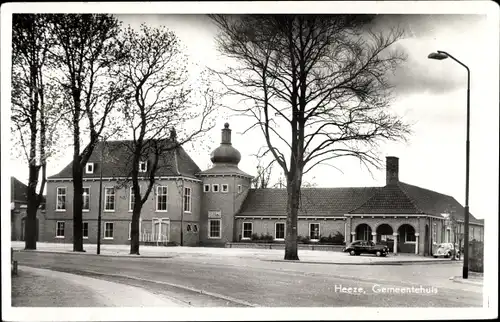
[437,50,470,74]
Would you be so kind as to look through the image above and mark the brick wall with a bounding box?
[199,175,251,246]
[43,178,202,246]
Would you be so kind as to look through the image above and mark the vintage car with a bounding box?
[433,242,460,258]
[342,240,389,257]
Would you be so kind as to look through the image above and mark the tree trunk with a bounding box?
[130,203,141,255]
[284,173,301,260]
[72,159,84,252]
[24,165,40,250]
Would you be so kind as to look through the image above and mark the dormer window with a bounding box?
[139,161,147,172]
[86,163,94,174]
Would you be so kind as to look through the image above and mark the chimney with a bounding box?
[386,156,399,185]
[221,122,232,144]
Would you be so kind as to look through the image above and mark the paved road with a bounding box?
[14,251,483,307]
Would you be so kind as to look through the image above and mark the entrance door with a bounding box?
[161,221,169,242]
[152,218,170,242]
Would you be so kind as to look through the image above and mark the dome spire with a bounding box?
[221,122,231,144]
[210,123,241,165]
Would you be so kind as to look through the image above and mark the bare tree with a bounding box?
[251,156,275,189]
[115,24,217,255]
[211,15,411,260]
[11,14,61,250]
[48,14,125,252]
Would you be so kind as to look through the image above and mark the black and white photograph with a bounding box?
[1,1,498,321]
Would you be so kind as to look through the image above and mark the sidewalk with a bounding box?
[450,273,484,286]
[11,241,455,265]
[11,266,184,307]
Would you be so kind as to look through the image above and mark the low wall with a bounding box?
[225,242,344,252]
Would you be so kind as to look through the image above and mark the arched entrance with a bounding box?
[376,224,394,252]
[398,224,416,253]
[355,224,372,241]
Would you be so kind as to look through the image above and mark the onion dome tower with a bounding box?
[198,122,253,246]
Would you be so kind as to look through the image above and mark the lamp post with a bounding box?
[428,50,470,279]
[96,141,104,255]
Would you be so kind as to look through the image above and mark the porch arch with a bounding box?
[355,223,372,241]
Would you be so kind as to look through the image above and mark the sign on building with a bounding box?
[208,210,221,218]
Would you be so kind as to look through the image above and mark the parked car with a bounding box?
[433,243,460,258]
[342,240,389,257]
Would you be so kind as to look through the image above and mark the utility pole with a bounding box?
[96,140,104,255]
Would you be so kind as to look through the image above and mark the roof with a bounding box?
[11,177,28,203]
[49,140,201,180]
[237,182,484,225]
[349,181,483,225]
[11,177,46,205]
[198,164,253,178]
[238,187,379,217]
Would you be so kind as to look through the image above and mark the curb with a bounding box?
[450,276,483,286]
[264,259,462,266]
[21,264,257,307]
[14,249,174,259]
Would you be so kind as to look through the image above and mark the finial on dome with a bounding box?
[224,122,230,129]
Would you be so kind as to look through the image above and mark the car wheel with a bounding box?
[349,250,356,256]
[445,252,451,258]
[375,251,382,257]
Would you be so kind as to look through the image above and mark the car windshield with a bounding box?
[439,243,451,248]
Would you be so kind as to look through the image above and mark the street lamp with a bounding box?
[428,50,470,279]
[96,140,104,255]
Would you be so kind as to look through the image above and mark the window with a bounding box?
[86,162,94,174]
[184,187,192,212]
[238,185,242,193]
[209,219,221,239]
[212,184,219,193]
[309,223,320,240]
[470,227,475,241]
[242,222,253,239]
[82,187,90,211]
[104,222,114,239]
[187,224,192,232]
[221,184,229,193]
[139,161,147,172]
[193,224,198,233]
[204,184,210,192]
[129,187,135,212]
[56,187,66,211]
[156,186,168,211]
[83,222,89,239]
[56,221,65,238]
[275,222,285,240]
[432,223,437,242]
[104,187,115,211]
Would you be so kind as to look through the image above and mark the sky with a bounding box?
[3,4,499,222]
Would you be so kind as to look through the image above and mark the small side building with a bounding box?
[10,177,46,241]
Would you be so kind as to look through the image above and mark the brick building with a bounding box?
[41,123,484,255]
[10,177,46,241]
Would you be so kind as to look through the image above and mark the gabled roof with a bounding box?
[349,181,483,225]
[11,177,28,203]
[48,140,201,180]
[11,177,46,205]
[238,187,379,217]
